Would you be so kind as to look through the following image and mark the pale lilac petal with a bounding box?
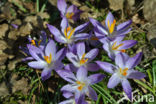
[96,61,115,73]
[41,68,52,81]
[126,52,142,69]
[66,52,78,66]
[127,70,146,79]
[22,57,34,61]
[107,73,121,88]
[119,40,137,50]
[55,48,67,61]
[105,12,115,28]
[117,20,132,31]
[89,17,100,27]
[86,63,100,71]
[56,69,77,83]
[64,64,78,72]
[59,99,74,104]
[47,24,66,43]
[61,84,76,92]
[53,61,64,70]
[113,35,125,42]
[85,48,99,62]
[115,53,126,69]
[76,42,85,59]
[61,17,68,31]
[27,44,43,61]
[88,86,98,100]
[88,73,105,85]
[75,92,85,104]
[57,0,67,14]
[67,5,77,13]
[121,79,132,100]
[74,33,89,41]
[97,25,108,36]
[28,61,46,69]
[62,91,73,98]
[75,22,89,33]
[45,40,56,58]
[116,28,132,36]
[76,67,88,81]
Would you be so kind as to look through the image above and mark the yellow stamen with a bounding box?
[66,12,74,19]
[107,19,116,34]
[44,53,52,64]
[80,53,88,65]
[64,26,75,40]
[38,40,42,46]
[76,81,85,91]
[120,68,128,76]
[31,40,36,46]
[112,42,124,51]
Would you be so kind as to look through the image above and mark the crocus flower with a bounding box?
[27,39,65,80]
[66,42,99,72]
[47,17,89,45]
[96,52,146,100]
[89,12,132,41]
[57,0,82,21]
[20,31,47,61]
[11,24,18,29]
[57,67,105,103]
[102,35,137,60]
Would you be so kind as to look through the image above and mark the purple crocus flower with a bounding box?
[96,52,146,100]
[47,17,89,45]
[20,31,47,61]
[57,0,82,21]
[66,42,99,72]
[11,24,18,29]
[57,67,105,103]
[102,35,137,60]
[27,39,65,80]
[89,12,132,41]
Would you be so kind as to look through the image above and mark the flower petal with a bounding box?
[88,86,98,100]
[55,48,67,61]
[61,84,76,92]
[56,69,77,83]
[28,61,46,69]
[117,20,132,31]
[67,5,77,13]
[64,64,78,72]
[74,33,90,41]
[75,22,89,33]
[76,67,88,81]
[107,73,121,88]
[96,61,115,73]
[119,40,137,50]
[45,40,56,59]
[115,52,127,69]
[89,17,101,27]
[126,52,142,69]
[76,42,85,59]
[41,68,52,81]
[57,0,67,14]
[85,48,99,62]
[127,70,146,79]
[62,91,73,98]
[88,73,105,85]
[105,12,115,29]
[121,79,132,101]
[66,52,79,66]
[86,63,100,71]
[61,17,68,31]
[47,24,66,43]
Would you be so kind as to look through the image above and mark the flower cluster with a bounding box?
[21,0,146,103]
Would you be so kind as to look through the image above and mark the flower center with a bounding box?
[112,42,126,52]
[76,81,86,91]
[107,19,116,34]
[66,12,74,19]
[44,53,52,64]
[80,53,88,65]
[119,68,128,76]
[64,26,75,40]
